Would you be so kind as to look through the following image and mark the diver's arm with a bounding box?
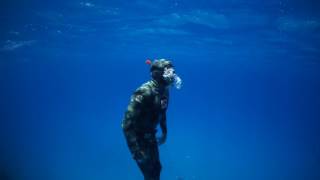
[122,100,142,131]
[122,87,151,159]
[122,86,151,130]
[158,112,167,145]
[160,112,167,135]
[122,97,143,159]
[158,90,169,145]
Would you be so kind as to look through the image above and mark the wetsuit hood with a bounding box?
[150,59,173,86]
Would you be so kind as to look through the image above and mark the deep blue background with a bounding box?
[1,0,320,179]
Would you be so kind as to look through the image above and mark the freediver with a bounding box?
[121,59,182,180]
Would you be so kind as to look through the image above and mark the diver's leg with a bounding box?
[123,129,143,160]
[136,138,161,180]
[149,142,161,180]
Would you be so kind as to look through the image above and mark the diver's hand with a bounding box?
[133,150,148,164]
[157,134,167,146]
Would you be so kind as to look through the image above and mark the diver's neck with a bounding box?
[151,79,168,90]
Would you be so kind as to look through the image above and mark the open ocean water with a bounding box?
[1,0,320,180]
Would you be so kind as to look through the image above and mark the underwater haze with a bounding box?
[1,0,320,179]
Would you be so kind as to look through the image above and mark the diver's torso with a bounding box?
[135,81,169,132]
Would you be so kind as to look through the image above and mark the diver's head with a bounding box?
[149,59,182,89]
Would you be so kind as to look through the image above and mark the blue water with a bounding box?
[1,0,320,180]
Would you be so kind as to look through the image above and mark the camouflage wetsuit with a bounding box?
[122,79,169,180]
